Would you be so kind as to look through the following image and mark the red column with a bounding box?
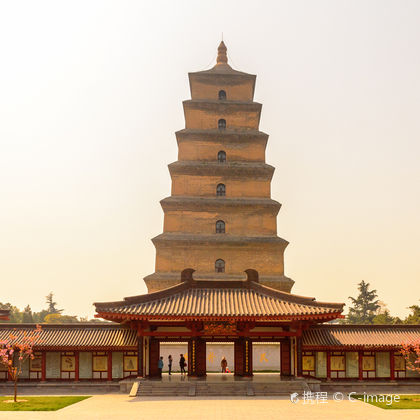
[296,337,303,377]
[244,338,253,377]
[234,338,253,377]
[187,339,195,376]
[234,339,244,376]
[137,336,144,377]
[75,351,79,381]
[148,338,160,378]
[187,338,206,377]
[41,352,46,381]
[281,340,291,376]
[196,338,206,377]
[107,351,112,381]
[358,351,363,380]
[390,350,395,380]
[326,351,331,380]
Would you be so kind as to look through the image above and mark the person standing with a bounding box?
[158,356,164,378]
[179,353,186,375]
[168,355,173,375]
[221,356,227,373]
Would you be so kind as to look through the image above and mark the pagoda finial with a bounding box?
[216,41,228,65]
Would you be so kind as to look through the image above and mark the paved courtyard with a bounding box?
[0,394,418,420]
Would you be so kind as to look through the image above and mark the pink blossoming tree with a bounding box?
[0,325,42,402]
[401,339,420,373]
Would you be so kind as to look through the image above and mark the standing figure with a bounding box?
[221,356,227,373]
[179,353,186,375]
[158,356,164,378]
[168,354,173,375]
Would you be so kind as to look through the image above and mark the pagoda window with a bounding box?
[215,220,225,234]
[218,90,226,100]
[215,259,225,273]
[218,119,226,130]
[217,150,226,163]
[216,183,226,196]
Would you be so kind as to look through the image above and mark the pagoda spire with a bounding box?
[216,41,228,65]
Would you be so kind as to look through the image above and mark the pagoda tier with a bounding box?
[176,130,268,163]
[144,42,294,293]
[183,100,262,130]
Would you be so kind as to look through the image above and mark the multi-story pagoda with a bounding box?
[1,42,419,389]
[144,41,293,294]
[94,42,345,378]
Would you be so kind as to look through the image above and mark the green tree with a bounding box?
[22,305,34,323]
[347,280,380,324]
[404,305,420,324]
[32,310,49,323]
[372,309,401,324]
[44,313,79,323]
[45,292,62,314]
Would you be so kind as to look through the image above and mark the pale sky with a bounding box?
[0,1,419,319]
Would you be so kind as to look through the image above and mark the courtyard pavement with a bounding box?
[0,394,418,420]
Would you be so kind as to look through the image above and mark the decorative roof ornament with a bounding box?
[216,41,228,65]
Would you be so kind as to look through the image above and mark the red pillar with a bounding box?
[148,338,160,378]
[107,351,113,381]
[296,337,303,377]
[75,351,79,381]
[188,338,206,377]
[281,340,291,376]
[326,351,331,380]
[196,338,207,377]
[187,339,195,376]
[244,338,253,376]
[137,336,144,377]
[234,338,253,377]
[390,350,395,380]
[41,352,46,381]
[234,339,244,376]
[358,351,363,380]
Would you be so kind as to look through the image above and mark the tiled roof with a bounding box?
[302,324,420,349]
[0,324,137,350]
[95,280,344,321]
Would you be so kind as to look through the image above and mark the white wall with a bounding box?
[158,343,281,372]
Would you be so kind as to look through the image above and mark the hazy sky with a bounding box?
[1,1,419,319]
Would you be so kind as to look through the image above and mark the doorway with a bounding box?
[206,342,234,374]
[159,342,188,375]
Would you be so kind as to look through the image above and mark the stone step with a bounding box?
[195,383,249,396]
[134,380,311,397]
[136,382,192,397]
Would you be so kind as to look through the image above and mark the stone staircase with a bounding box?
[195,382,250,396]
[135,381,192,397]
[133,379,310,397]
